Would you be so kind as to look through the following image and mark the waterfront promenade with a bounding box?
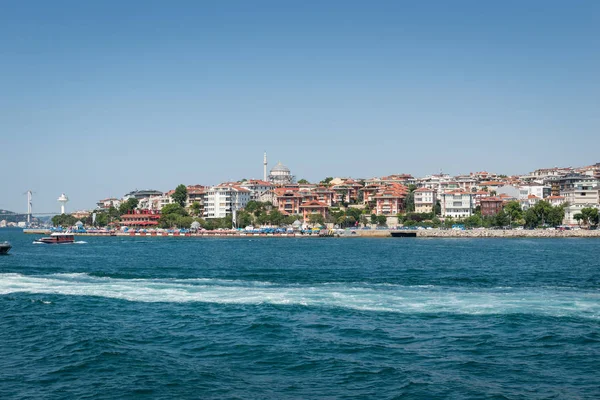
[21,228,600,238]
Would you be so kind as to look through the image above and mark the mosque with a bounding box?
[263,152,295,185]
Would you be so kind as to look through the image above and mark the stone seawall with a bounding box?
[418,229,600,238]
[356,229,600,238]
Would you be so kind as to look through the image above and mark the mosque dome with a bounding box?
[270,162,290,174]
[268,161,295,184]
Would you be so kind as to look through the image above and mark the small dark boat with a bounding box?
[0,242,11,255]
[34,233,75,244]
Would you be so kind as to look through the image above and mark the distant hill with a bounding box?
[0,209,27,223]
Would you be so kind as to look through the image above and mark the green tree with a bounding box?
[574,213,583,227]
[189,202,202,217]
[236,210,253,228]
[308,213,325,226]
[377,215,387,226]
[370,213,378,225]
[434,200,441,216]
[51,214,78,227]
[503,201,523,224]
[524,208,539,228]
[268,209,284,226]
[95,212,108,227]
[581,207,599,227]
[171,184,188,208]
[493,210,510,227]
[297,179,309,184]
[159,204,189,228]
[118,198,139,215]
[546,205,565,227]
[320,177,334,186]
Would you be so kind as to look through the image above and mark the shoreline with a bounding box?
[21,228,600,238]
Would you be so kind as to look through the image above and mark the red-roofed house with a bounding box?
[299,200,330,223]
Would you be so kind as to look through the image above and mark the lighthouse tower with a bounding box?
[58,193,69,215]
[263,152,268,181]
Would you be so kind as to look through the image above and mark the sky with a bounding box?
[1,0,599,213]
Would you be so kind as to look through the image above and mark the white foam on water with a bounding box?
[0,273,598,319]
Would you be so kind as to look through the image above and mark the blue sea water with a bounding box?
[1,229,599,399]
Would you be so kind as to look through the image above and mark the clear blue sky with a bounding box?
[1,0,599,213]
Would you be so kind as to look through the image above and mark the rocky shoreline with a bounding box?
[398,228,599,238]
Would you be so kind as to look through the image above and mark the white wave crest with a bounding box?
[0,273,598,318]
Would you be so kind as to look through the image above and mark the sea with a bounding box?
[1,228,599,399]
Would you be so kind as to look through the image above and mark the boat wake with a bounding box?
[0,273,598,319]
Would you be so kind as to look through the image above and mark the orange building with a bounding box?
[300,201,330,223]
[275,188,303,215]
[373,188,407,216]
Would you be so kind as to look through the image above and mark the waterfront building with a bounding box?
[71,210,91,219]
[203,184,251,219]
[546,195,566,207]
[275,188,303,215]
[119,209,160,229]
[563,203,600,225]
[331,179,362,204]
[520,194,541,211]
[518,185,551,201]
[440,190,475,218]
[123,189,163,201]
[240,180,274,202]
[258,189,275,204]
[268,162,295,185]
[480,197,504,216]
[413,187,437,213]
[96,198,121,210]
[373,187,407,216]
[299,200,330,223]
[562,182,600,206]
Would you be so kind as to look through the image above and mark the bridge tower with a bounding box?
[26,190,32,226]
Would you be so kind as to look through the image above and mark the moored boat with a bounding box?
[34,232,75,244]
[0,242,11,254]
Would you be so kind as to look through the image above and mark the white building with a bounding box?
[203,184,251,219]
[413,188,437,213]
[564,204,600,225]
[240,180,274,202]
[562,182,600,206]
[440,191,475,218]
[518,185,550,201]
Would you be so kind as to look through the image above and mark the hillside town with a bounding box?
[19,156,600,231]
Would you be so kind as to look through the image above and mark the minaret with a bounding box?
[263,152,268,181]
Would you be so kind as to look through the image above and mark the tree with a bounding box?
[581,207,599,227]
[434,201,441,216]
[370,214,378,225]
[320,177,334,186]
[171,184,188,208]
[268,209,284,226]
[95,212,108,227]
[159,204,189,228]
[308,213,325,226]
[574,213,583,227]
[189,202,202,217]
[297,179,309,184]
[524,208,539,228]
[377,215,387,226]
[51,214,78,227]
[546,205,565,227]
[236,210,253,228]
[118,198,139,215]
[503,201,523,224]
[493,210,510,227]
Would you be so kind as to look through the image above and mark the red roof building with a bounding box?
[120,210,160,229]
